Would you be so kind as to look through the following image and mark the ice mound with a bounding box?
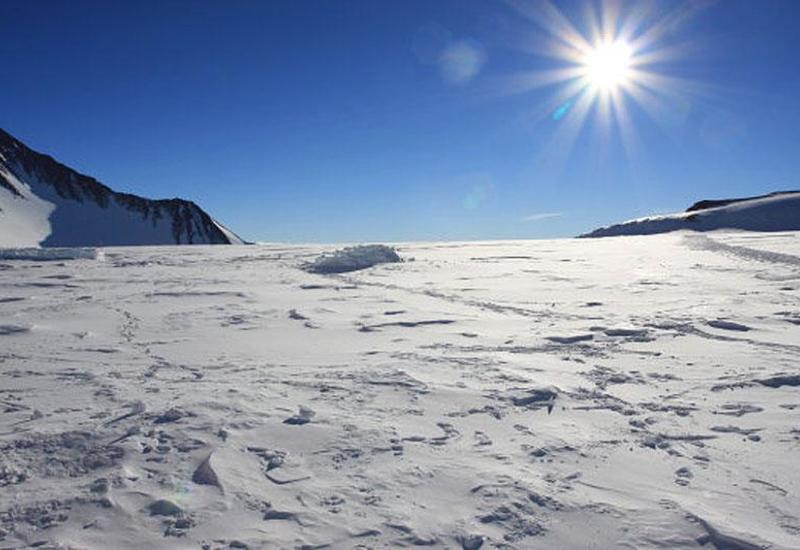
[0,247,99,261]
[304,244,402,274]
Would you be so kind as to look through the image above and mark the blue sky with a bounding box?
[2,0,799,242]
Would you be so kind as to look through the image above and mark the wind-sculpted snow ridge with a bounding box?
[1,234,799,548]
[0,128,244,247]
[0,247,98,261]
[304,244,402,273]
[582,191,800,238]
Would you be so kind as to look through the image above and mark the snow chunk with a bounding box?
[0,247,99,261]
[304,245,402,274]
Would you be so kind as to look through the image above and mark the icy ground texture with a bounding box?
[304,244,402,274]
[1,232,799,548]
[582,191,800,237]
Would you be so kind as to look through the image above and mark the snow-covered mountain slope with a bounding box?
[582,191,800,238]
[0,128,244,247]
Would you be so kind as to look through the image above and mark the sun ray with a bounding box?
[506,0,593,61]
[502,66,588,96]
[628,0,714,54]
[615,2,654,44]
[599,0,621,43]
[611,83,639,160]
[536,85,597,169]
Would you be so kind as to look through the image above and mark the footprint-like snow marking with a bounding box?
[471,481,561,541]
[429,422,461,446]
[757,375,800,388]
[775,311,800,325]
[0,431,124,484]
[283,406,315,425]
[749,478,788,496]
[508,387,558,413]
[602,327,650,338]
[0,324,31,336]
[146,290,247,299]
[583,366,645,389]
[714,403,764,417]
[710,425,763,437]
[288,309,308,320]
[246,446,312,485]
[360,319,456,331]
[707,319,752,332]
[545,334,594,344]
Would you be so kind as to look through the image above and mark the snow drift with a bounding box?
[0,247,98,261]
[0,128,244,247]
[304,244,402,273]
[581,191,800,238]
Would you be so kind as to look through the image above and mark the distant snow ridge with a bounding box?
[0,247,98,261]
[0,127,244,247]
[305,245,402,273]
[581,191,800,238]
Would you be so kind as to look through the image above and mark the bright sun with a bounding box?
[504,1,699,160]
[582,40,632,92]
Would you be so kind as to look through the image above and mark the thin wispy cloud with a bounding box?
[523,212,562,222]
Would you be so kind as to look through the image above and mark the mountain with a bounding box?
[581,191,800,238]
[0,128,244,247]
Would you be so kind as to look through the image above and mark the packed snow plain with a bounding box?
[1,231,799,549]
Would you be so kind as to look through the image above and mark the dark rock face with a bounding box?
[0,175,22,198]
[0,127,242,246]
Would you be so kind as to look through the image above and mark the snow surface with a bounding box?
[582,191,800,238]
[1,233,799,548]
